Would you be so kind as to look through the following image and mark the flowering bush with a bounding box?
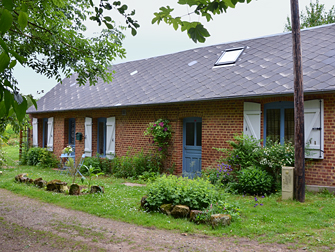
[144,119,172,155]
[62,145,73,155]
[202,163,235,186]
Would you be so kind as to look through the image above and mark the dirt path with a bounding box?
[0,189,302,252]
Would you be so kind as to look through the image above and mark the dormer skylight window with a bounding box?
[214,47,245,67]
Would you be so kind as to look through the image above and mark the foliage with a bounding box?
[195,200,241,224]
[144,118,172,157]
[0,138,6,168]
[80,149,161,179]
[214,134,295,191]
[259,139,294,188]
[65,157,77,184]
[214,134,263,170]
[138,171,160,182]
[285,0,335,31]
[81,165,104,191]
[145,175,219,210]
[112,149,161,179]
[0,0,140,121]
[152,0,252,43]
[230,166,274,195]
[202,163,235,186]
[26,147,59,168]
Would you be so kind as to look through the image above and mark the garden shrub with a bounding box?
[145,175,219,210]
[214,134,263,170]
[27,147,59,168]
[112,149,161,179]
[202,163,235,186]
[259,139,294,188]
[230,166,274,195]
[80,149,161,179]
[214,134,295,192]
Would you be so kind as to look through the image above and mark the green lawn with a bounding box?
[1,145,334,251]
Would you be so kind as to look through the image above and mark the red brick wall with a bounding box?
[29,93,335,186]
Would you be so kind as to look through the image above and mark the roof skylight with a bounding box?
[214,47,245,67]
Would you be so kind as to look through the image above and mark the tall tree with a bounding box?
[285,0,335,31]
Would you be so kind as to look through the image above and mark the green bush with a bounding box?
[112,150,161,179]
[27,147,59,168]
[145,175,219,210]
[259,139,294,188]
[231,166,274,195]
[214,134,263,170]
[202,163,235,186]
[80,150,161,179]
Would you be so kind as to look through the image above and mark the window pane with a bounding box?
[196,122,202,146]
[186,122,195,146]
[69,119,75,145]
[285,108,294,144]
[98,121,105,154]
[266,109,280,143]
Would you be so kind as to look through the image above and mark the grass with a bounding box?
[1,145,335,251]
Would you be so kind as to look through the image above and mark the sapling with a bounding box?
[82,165,104,191]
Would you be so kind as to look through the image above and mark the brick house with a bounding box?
[27,24,335,189]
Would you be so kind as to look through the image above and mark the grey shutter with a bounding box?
[32,118,38,147]
[304,99,324,159]
[106,117,115,159]
[85,117,92,157]
[47,117,54,151]
[243,102,261,140]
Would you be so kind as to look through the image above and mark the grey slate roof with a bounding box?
[28,23,335,113]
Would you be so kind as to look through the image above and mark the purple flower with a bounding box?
[153,124,157,127]
[152,141,155,143]
[243,195,245,197]
[159,122,164,127]
[253,205,257,207]
[262,196,265,198]
[260,204,263,206]
[158,147,162,151]
[164,127,167,132]
[255,197,258,201]
[255,204,258,206]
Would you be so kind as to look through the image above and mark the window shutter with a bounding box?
[84,117,92,157]
[32,118,38,147]
[106,117,116,159]
[304,99,324,159]
[243,102,261,140]
[47,117,54,151]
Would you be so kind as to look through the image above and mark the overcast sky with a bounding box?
[14,0,335,98]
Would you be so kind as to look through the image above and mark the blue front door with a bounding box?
[183,117,202,178]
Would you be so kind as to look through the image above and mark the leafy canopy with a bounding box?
[152,0,252,43]
[0,0,139,121]
[284,0,335,31]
